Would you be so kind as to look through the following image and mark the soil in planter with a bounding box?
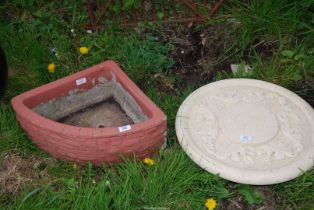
[58,97,133,128]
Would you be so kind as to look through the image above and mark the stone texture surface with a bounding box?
[33,75,147,123]
[12,61,167,165]
[58,99,134,128]
[176,79,314,185]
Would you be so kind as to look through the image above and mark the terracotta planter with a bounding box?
[11,61,167,165]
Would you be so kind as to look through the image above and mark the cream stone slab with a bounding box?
[175,79,314,185]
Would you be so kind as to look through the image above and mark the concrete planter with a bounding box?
[12,61,167,165]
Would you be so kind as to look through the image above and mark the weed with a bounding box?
[89,33,174,84]
[236,185,262,205]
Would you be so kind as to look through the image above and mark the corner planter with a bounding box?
[11,61,167,165]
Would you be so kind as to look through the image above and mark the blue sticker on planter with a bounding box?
[119,125,131,132]
[76,77,87,86]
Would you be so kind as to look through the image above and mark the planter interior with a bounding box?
[33,74,148,128]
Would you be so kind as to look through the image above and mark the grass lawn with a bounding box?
[0,0,313,209]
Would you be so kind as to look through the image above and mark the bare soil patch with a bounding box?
[219,186,279,210]
[0,152,53,194]
[140,22,237,88]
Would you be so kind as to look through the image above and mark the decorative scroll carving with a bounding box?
[189,88,305,164]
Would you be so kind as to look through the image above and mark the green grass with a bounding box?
[276,169,314,209]
[146,86,194,146]
[0,104,40,155]
[230,46,314,88]
[229,0,312,52]
[0,0,313,209]
[85,33,175,84]
[6,149,231,210]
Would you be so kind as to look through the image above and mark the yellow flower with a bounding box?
[47,63,56,73]
[205,198,217,210]
[73,163,80,170]
[143,158,155,166]
[79,46,89,54]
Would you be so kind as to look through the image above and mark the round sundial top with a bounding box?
[176,79,314,185]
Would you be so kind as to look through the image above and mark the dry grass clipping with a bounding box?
[0,152,53,194]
